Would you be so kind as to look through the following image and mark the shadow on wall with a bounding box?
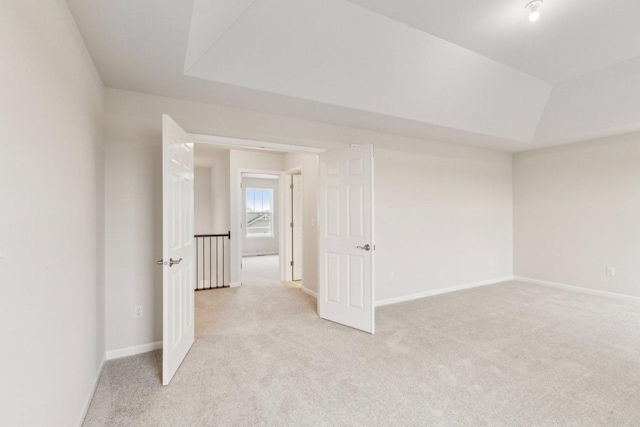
[153,144,163,343]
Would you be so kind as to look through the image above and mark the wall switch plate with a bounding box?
[134,305,143,318]
[606,267,615,277]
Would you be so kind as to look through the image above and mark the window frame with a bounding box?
[245,187,275,239]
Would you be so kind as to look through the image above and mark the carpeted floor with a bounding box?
[242,255,280,282]
[83,280,640,426]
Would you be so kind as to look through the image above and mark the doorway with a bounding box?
[283,168,303,284]
[241,172,281,282]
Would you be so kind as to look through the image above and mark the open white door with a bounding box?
[161,115,195,385]
[292,174,303,281]
[318,144,374,333]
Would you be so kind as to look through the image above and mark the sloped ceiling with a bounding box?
[67,0,640,152]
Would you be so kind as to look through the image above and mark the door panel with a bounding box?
[348,185,364,237]
[348,254,364,309]
[162,115,195,385]
[318,145,374,333]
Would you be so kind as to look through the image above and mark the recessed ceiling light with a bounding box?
[526,0,543,22]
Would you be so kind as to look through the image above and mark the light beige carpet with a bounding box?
[83,280,640,426]
[242,255,280,283]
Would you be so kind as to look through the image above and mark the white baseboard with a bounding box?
[514,276,640,302]
[229,281,241,288]
[375,276,515,307]
[243,252,278,257]
[301,286,317,298]
[77,354,106,427]
[106,341,162,361]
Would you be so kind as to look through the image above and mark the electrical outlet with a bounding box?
[606,267,615,277]
[134,305,143,318]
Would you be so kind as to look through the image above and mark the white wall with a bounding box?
[0,1,105,425]
[375,148,513,302]
[284,153,319,294]
[104,88,514,352]
[514,132,640,298]
[194,143,231,234]
[194,167,213,234]
[105,110,162,352]
[242,177,280,256]
[211,152,231,235]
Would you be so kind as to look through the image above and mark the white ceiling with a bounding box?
[347,0,640,84]
[67,0,640,152]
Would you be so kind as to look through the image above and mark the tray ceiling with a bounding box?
[67,0,640,152]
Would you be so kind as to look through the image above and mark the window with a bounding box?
[245,188,274,237]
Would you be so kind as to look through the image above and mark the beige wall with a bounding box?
[194,144,230,235]
[194,167,213,234]
[375,148,513,302]
[211,153,231,235]
[193,144,231,286]
[514,132,640,297]
[104,87,514,352]
[0,1,105,425]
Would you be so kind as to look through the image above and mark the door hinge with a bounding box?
[241,263,243,268]
[290,184,294,189]
[290,261,294,266]
[290,222,293,228]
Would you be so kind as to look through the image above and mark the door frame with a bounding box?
[282,165,303,282]
[236,167,285,284]
[190,134,324,287]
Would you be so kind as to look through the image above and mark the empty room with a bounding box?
[2,0,639,426]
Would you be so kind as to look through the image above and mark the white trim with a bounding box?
[77,354,106,427]
[106,341,163,361]
[301,286,317,298]
[374,276,515,307]
[245,235,276,240]
[191,134,325,154]
[243,251,279,257]
[283,165,303,283]
[229,281,241,288]
[242,173,279,180]
[244,186,275,239]
[514,276,640,302]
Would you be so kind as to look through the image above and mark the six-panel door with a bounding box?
[162,115,195,385]
[318,145,374,333]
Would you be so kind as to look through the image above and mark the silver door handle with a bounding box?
[169,257,183,267]
[156,259,166,265]
[356,244,371,251]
